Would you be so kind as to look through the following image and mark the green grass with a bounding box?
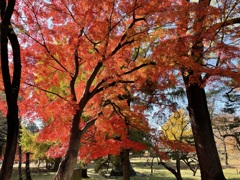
[10,157,240,179]
[11,170,55,180]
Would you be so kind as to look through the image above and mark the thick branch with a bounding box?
[158,159,178,176]
[91,80,134,98]
[80,117,98,137]
[122,62,156,76]
[84,62,103,96]
[70,29,84,102]
[91,61,156,97]
[223,134,240,145]
[110,16,146,57]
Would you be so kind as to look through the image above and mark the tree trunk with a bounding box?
[110,152,136,178]
[54,113,81,180]
[0,0,21,179]
[81,168,88,178]
[121,149,130,180]
[147,157,154,174]
[223,138,228,165]
[0,106,20,180]
[18,145,23,180]
[183,80,226,180]
[176,158,181,180]
[53,158,61,172]
[25,152,32,180]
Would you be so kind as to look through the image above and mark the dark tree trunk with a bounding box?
[0,0,21,179]
[176,158,181,180]
[81,168,89,178]
[110,152,136,178]
[147,157,154,174]
[183,78,226,180]
[223,138,228,165]
[18,145,23,180]
[121,149,130,180]
[53,158,61,172]
[0,109,19,180]
[25,153,32,180]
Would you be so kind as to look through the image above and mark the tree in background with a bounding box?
[206,85,240,165]
[20,124,53,179]
[212,114,240,165]
[152,109,196,180]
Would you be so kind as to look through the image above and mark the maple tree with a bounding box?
[0,0,21,179]
[13,0,167,179]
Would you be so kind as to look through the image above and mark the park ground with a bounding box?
[10,157,240,180]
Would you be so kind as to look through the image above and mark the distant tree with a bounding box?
[223,87,240,114]
[212,114,240,165]
[153,109,197,180]
[20,124,53,179]
[19,126,34,180]
[205,84,240,166]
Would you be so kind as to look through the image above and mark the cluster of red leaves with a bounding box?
[160,137,196,153]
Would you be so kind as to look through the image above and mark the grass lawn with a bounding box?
[10,157,240,179]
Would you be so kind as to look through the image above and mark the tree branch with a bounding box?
[80,116,98,137]
[25,82,71,103]
[70,28,84,102]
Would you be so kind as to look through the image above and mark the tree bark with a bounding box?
[18,145,23,180]
[25,153,32,180]
[0,108,19,180]
[0,0,21,179]
[54,110,82,180]
[121,149,130,180]
[81,168,88,178]
[53,158,61,172]
[183,78,226,180]
[176,158,181,180]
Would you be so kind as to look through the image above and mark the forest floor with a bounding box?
[10,157,240,180]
